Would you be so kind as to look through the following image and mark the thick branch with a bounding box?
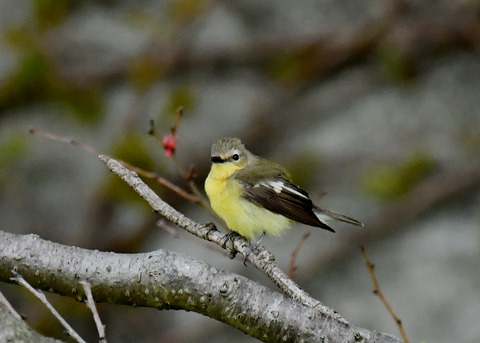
[0,231,399,343]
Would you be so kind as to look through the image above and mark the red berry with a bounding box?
[163,134,177,157]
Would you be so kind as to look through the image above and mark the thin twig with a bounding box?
[172,106,183,135]
[29,128,200,203]
[156,218,181,238]
[80,281,107,343]
[286,192,327,277]
[29,128,100,155]
[11,271,87,343]
[122,161,199,203]
[287,227,312,277]
[0,290,22,320]
[360,246,410,343]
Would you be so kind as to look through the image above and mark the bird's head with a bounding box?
[209,137,250,179]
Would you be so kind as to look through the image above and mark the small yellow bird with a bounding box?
[204,137,363,241]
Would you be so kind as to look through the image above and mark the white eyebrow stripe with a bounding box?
[258,181,309,199]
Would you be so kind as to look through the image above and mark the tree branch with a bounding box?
[80,281,107,343]
[0,231,399,343]
[360,246,410,343]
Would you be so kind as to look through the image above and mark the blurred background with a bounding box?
[1,0,480,342]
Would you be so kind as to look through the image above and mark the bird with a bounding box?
[204,137,363,242]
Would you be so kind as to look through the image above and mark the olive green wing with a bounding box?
[235,161,335,232]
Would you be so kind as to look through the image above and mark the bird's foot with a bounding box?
[221,231,238,244]
[203,222,218,239]
[222,231,242,259]
[243,232,265,266]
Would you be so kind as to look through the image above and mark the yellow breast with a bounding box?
[205,164,292,239]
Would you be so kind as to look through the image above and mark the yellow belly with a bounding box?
[205,172,292,239]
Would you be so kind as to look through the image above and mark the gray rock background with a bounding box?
[1,0,479,342]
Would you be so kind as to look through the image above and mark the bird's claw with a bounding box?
[221,231,240,246]
[222,231,241,260]
[242,232,265,266]
[203,222,218,239]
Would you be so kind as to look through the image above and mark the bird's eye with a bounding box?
[232,154,239,161]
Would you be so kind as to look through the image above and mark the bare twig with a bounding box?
[287,227,312,277]
[156,218,181,238]
[360,246,410,343]
[29,128,100,155]
[149,106,183,139]
[287,191,326,277]
[172,106,183,135]
[122,161,199,203]
[80,281,107,343]
[11,271,87,343]
[0,291,22,320]
[29,128,201,204]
